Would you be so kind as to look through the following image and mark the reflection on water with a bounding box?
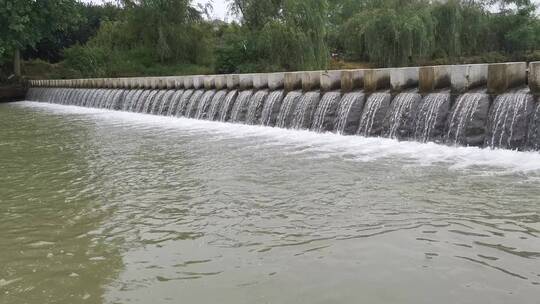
[1,102,539,304]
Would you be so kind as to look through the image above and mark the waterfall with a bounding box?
[291,92,321,130]
[230,90,254,123]
[413,93,450,143]
[175,90,195,117]
[276,91,302,129]
[357,92,391,136]
[25,86,540,152]
[219,90,238,122]
[155,90,176,115]
[245,90,269,125]
[185,90,205,118]
[334,92,365,135]
[206,90,228,121]
[445,93,490,147]
[194,90,217,119]
[165,90,185,116]
[311,92,341,132]
[382,92,422,139]
[260,90,285,126]
[527,102,540,150]
[485,93,533,150]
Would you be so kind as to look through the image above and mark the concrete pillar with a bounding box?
[320,70,342,91]
[172,76,184,89]
[529,61,540,95]
[419,65,451,93]
[157,78,167,89]
[203,75,215,89]
[451,64,488,93]
[284,72,302,91]
[364,68,391,92]
[214,75,227,90]
[302,71,321,91]
[253,74,269,89]
[487,62,527,94]
[226,74,240,89]
[390,67,419,92]
[193,76,204,89]
[184,76,194,89]
[239,74,253,90]
[268,73,285,90]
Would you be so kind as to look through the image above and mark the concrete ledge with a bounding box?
[488,62,527,94]
[419,65,451,93]
[390,67,419,92]
[528,61,540,95]
[302,71,321,91]
[227,74,240,89]
[284,72,302,91]
[451,64,488,93]
[239,74,253,90]
[184,76,194,89]
[268,73,284,90]
[214,75,226,90]
[364,69,391,92]
[193,76,204,89]
[320,70,342,91]
[203,75,215,90]
[253,74,269,89]
[341,70,364,92]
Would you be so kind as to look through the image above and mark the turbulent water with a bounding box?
[1,101,540,304]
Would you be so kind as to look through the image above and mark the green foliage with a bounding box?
[0,0,82,64]
[6,0,540,80]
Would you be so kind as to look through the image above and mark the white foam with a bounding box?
[14,101,540,173]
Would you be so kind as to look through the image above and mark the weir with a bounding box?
[25,62,540,151]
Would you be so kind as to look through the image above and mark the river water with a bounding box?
[1,101,539,304]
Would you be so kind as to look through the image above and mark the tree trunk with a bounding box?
[14,49,21,78]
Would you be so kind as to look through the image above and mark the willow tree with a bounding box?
[343,4,434,66]
[0,0,81,77]
[228,0,329,71]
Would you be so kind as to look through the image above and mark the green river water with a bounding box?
[1,102,539,303]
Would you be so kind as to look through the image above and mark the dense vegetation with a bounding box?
[1,0,539,81]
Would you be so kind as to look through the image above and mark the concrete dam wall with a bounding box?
[26,62,540,151]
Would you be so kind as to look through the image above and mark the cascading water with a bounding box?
[175,90,195,117]
[219,90,238,122]
[413,93,450,143]
[23,86,540,152]
[184,90,205,118]
[334,92,365,135]
[311,92,341,132]
[229,90,254,123]
[291,92,321,130]
[485,93,534,150]
[357,92,392,136]
[527,102,540,150]
[276,91,302,129]
[155,90,176,115]
[382,92,422,139]
[194,90,217,119]
[206,90,228,121]
[165,90,185,116]
[260,90,284,127]
[446,93,490,146]
[245,90,269,125]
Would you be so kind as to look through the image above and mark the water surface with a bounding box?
[1,102,539,304]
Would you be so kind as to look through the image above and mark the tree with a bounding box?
[0,0,81,77]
